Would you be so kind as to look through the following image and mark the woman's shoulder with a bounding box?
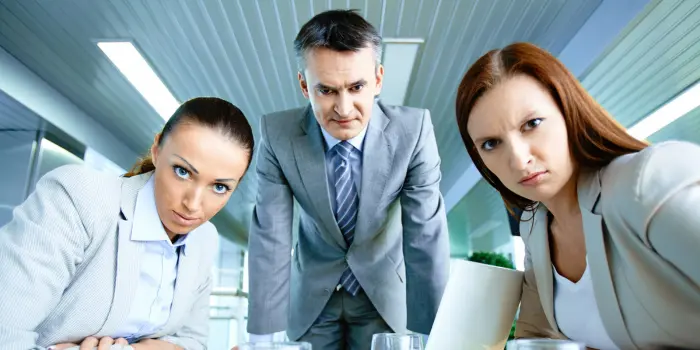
[604,141,700,196]
[8,165,126,245]
[601,141,700,219]
[191,221,220,253]
[36,164,124,217]
[39,164,123,194]
[193,221,219,243]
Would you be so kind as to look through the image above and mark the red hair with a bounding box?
[455,42,648,213]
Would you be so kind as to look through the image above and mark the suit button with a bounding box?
[324,288,330,294]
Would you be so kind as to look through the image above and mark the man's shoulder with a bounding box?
[260,105,308,138]
[263,105,308,124]
[378,100,427,123]
[377,100,431,138]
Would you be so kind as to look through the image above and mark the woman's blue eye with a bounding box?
[524,118,543,130]
[173,166,190,179]
[213,184,230,194]
[481,139,499,151]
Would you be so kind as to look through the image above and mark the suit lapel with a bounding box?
[528,207,559,332]
[97,173,150,335]
[578,170,636,349]
[293,106,347,249]
[354,102,392,245]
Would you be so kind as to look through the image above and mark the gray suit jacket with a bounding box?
[0,165,218,350]
[516,141,700,349]
[247,100,450,339]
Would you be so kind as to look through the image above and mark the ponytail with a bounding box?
[123,154,156,177]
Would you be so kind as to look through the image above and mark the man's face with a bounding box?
[298,46,384,140]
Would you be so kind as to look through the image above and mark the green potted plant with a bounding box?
[467,251,517,340]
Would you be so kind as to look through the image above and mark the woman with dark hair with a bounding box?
[455,42,700,349]
[0,97,255,350]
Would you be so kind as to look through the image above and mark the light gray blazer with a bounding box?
[516,141,700,349]
[0,165,218,350]
[247,100,451,339]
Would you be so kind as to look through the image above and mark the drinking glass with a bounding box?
[506,339,586,350]
[238,342,312,350]
[371,333,424,350]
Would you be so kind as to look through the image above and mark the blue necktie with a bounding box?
[332,141,361,296]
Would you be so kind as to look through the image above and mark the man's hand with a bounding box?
[52,336,129,350]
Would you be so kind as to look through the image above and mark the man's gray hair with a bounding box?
[294,9,383,71]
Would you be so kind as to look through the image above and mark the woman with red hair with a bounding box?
[455,42,700,349]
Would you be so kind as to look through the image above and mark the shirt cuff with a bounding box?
[248,331,287,343]
[248,333,274,343]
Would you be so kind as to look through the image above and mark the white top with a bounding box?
[111,176,189,341]
[553,261,618,350]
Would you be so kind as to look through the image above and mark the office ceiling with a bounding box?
[6,0,698,251]
[0,0,605,244]
[3,0,698,251]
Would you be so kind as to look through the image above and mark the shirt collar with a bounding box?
[320,124,368,153]
[131,175,190,255]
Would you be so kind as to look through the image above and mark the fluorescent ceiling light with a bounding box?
[83,147,126,175]
[97,41,179,120]
[627,80,700,139]
[380,38,423,105]
[41,138,80,159]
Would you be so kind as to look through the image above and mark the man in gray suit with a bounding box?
[246,9,450,350]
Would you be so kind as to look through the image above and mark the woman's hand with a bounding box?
[52,337,182,350]
[131,338,183,350]
[52,336,129,350]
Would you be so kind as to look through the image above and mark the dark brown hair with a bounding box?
[124,97,254,178]
[455,42,648,214]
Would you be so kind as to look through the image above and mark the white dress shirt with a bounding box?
[111,176,189,342]
[553,259,618,350]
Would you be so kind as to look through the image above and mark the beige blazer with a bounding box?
[0,165,218,350]
[516,141,700,349]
